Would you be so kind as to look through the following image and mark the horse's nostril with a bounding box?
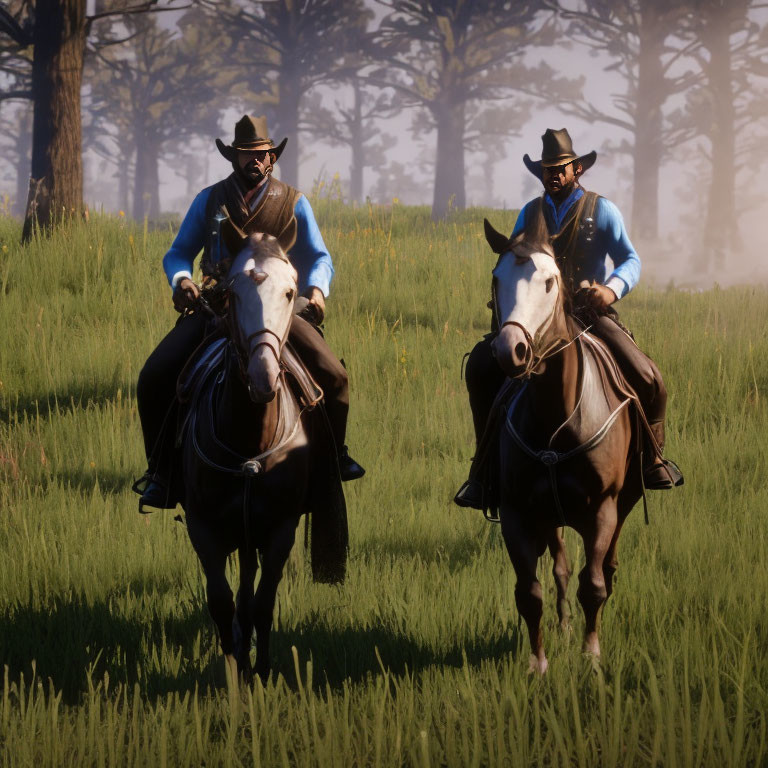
[515,341,527,362]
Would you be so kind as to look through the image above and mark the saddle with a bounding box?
[177,331,324,410]
[474,317,654,520]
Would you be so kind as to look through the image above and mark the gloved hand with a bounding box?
[585,282,616,312]
[173,277,201,313]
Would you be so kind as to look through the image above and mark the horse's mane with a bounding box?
[508,232,555,262]
[242,233,291,266]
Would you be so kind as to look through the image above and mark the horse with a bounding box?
[486,224,643,674]
[177,233,346,684]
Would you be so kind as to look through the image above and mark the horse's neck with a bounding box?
[219,358,280,456]
[526,322,581,431]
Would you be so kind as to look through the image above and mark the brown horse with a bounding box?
[487,226,643,674]
[178,234,346,684]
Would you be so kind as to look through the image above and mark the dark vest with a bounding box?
[525,190,600,293]
[202,174,302,276]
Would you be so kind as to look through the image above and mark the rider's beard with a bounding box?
[233,160,273,189]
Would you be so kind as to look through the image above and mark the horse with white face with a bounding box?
[179,233,346,686]
[226,234,298,402]
[486,223,642,675]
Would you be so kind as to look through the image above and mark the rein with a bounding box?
[503,336,630,527]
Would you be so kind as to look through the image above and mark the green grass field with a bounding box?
[1,203,767,766]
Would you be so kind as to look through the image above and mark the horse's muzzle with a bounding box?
[493,323,532,378]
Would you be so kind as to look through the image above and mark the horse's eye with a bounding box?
[285,289,294,301]
[545,277,555,293]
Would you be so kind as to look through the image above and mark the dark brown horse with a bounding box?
[487,226,642,673]
[178,234,345,685]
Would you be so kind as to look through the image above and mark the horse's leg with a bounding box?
[548,526,572,631]
[576,498,618,659]
[252,519,298,683]
[235,546,258,677]
[603,514,626,600]
[501,511,548,674]
[203,551,238,688]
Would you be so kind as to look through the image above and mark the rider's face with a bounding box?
[542,161,581,198]
[237,149,272,182]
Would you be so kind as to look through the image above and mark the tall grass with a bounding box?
[1,203,767,766]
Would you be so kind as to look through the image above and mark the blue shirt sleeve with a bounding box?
[162,187,211,288]
[289,195,335,297]
[596,198,641,297]
[510,201,530,238]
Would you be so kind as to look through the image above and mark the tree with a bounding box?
[675,0,768,268]
[204,0,372,188]
[0,0,183,240]
[370,0,573,220]
[544,0,699,242]
[88,10,237,219]
[304,79,399,203]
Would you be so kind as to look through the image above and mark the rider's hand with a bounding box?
[302,286,326,324]
[173,277,201,313]
[586,282,616,312]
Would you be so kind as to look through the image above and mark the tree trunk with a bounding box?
[14,110,32,217]
[349,81,364,204]
[22,0,86,241]
[275,63,301,187]
[117,154,131,216]
[630,3,665,242]
[145,139,161,220]
[431,99,466,220]
[701,9,740,270]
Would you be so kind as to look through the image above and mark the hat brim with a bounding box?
[216,136,288,164]
[523,150,597,180]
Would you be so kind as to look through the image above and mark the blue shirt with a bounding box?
[510,188,640,299]
[162,185,335,296]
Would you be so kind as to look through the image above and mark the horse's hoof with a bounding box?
[527,654,548,675]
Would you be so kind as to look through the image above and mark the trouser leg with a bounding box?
[465,334,506,447]
[589,314,682,488]
[288,315,349,450]
[455,334,507,511]
[137,312,208,472]
[589,315,667,424]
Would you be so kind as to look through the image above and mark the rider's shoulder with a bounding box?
[593,196,627,226]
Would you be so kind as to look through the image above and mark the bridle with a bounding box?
[225,267,294,386]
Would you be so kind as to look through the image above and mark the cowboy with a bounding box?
[135,115,365,512]
[454,128,683,511]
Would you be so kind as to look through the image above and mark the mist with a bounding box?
[1,0,767,289]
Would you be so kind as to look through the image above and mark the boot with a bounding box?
[454,477,485,510]
[339,446,365,481]
[643,421,684,490]
[132,473,176,514]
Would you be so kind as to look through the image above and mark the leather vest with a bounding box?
[525,190,600,293]
[201,174,301,276]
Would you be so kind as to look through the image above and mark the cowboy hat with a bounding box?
[215,115,287,163]
[523,128,596,180]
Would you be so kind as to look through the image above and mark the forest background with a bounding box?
[1,0,768,285]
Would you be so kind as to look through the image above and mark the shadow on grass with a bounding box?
[0,380,135,424]
[51,467,138,496]
[0,592,216,704]
[268,620,524,692]
[1,588,523,703]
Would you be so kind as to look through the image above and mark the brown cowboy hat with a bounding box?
[523,128,597,180]
[215,115,287,163]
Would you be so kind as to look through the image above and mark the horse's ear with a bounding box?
[484,218,511,254]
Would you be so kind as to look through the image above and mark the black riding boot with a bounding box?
[643,420,684,490]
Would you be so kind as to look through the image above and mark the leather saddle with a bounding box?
[177,332,324,410]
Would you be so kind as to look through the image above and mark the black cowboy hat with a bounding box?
[523,128,597,180]
[215,115,287,164]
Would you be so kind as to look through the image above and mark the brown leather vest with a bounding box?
[523,190,600,293]
[201,174,301,276]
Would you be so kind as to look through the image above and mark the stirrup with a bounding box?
[454,480,485,510]
[644,458,684,490]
